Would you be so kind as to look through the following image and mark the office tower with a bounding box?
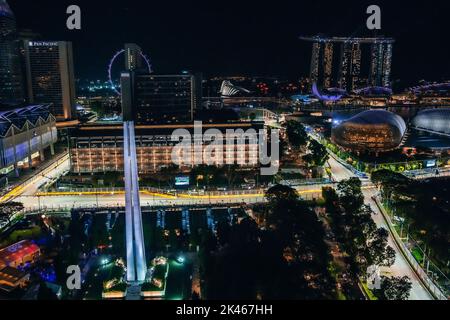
[121,72,195,124]
[301,36,394,92]
[125,43,144,72]
[0,0,25,106]
[23,41,76,120]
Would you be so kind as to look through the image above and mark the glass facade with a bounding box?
[70,123,262,173]
[0,105,57,169]
[332,110,406,152]
[24,41,76,120]
[135,74,194,124]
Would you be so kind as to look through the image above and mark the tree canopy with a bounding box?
[326,178,397,277]
[285,121,309,148]
[371,169,412,200]
[265,184,299,205]
[377,276,412,300]
[303,139,329,167]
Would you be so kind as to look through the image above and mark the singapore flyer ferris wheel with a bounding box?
[107,48,152,95]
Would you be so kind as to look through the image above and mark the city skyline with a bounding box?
[7,0,450,85]
[0,0,449,304]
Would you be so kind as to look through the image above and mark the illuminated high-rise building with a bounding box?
[309,42,321,85]
[308,40,334,90]
[23,41,76,120]
[338,42,362,91]
[323,42,334,88]
[121,72,196,124]
[338,42,351,90]
[370,42,393,87]
[0,0,25,106]
[350,42,362,90]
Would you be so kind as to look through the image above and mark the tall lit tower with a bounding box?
[309,42,321,85]
[0,0,24,105]
[381,43,393,87]
[350,42,362,90]
[125,43,144,72]
[308,40,334,90]
[323,42,334,88]
[338,42,352,90]
[24,41,76,120]
[369,42,394,87]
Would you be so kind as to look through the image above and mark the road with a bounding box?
[327,153,433,300]
[363,189,433,300]
[327,154,355,181]
[15,183,327,211]
[0,154,70,202]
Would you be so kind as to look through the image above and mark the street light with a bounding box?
[177,256,185,264]
[37,195,42,213]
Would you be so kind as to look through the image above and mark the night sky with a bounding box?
[8,0,450,85]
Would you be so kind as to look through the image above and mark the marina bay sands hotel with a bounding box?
[300,36,395,92]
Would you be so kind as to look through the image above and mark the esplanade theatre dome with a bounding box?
[332,110,407,152]
[412,108,450,137]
